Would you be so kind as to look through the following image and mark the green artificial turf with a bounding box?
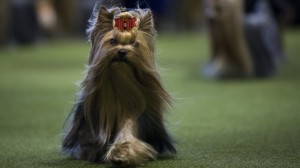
[0,30,300,168]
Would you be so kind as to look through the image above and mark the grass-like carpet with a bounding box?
[0,30,300,168]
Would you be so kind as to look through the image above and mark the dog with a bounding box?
[204,0,283,78]
[204,0,253,78]
[62,5,176,167]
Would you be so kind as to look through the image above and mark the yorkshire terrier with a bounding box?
[204,0,253,78]
[204,0,283,78]
[62,5,176,167]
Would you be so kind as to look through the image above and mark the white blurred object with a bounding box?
[36,0,57,33]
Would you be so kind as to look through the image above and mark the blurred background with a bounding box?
[1,0,300,167]
[1,0,300,77]
[1,0,299,45]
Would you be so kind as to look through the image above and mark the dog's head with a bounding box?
[86,6,157,78]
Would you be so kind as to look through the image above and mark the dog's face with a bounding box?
[95,28,153,72]
[87,6,156,78]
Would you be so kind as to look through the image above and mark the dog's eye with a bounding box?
[109,39,118,45]
[132,41,139,47]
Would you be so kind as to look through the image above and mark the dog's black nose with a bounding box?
[118,49,127,58]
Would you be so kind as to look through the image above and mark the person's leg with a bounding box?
[0,0,9,45]
[244,0,280,77]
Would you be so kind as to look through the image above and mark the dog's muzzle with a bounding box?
[111,49,127,62]
[118,49,127,59]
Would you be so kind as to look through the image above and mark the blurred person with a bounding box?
[264,0,294,27]
[52,0,76,37]
[172,0,204,30]
[203,0,285,78]
[36,0,58,37]
[10,0,39,44]
[37,0,98,38]
[244,0,287,76]
[288,0,300,25]
[0,0,9,46]
[77,0,98,37]
[266,0,300,26]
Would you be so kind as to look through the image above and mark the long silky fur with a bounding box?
[205,0,253,77]
[62,5,176,164]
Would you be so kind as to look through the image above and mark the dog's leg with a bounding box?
[106,119,157,166]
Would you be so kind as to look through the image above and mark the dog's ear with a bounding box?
[88,6,118,65]
[138,9,156,36]
[95,6,115,37]
[88,6,117,42]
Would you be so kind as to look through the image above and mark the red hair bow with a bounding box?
[114,18,137,31]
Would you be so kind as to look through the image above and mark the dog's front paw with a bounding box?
[106,141,157,167]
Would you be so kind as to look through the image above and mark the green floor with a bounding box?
[0,31,300,167]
